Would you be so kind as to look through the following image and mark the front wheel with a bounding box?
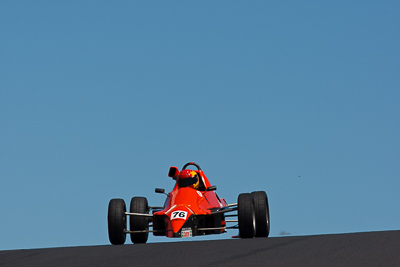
[130,197,149,244]
[108,198,127,245]
[251,191,270,237]
[238,193,256,238]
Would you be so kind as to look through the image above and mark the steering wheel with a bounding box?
[182,162,202,170]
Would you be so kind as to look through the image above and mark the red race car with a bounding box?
[107,162,270,244]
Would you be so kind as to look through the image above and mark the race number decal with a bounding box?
[170,210,188,220]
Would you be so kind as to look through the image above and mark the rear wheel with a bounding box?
[108,198,127,245]
[238,193,256,238]
[251,191,270,237]
[130,197,150,244]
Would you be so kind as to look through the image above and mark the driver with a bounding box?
[177,170,200,190]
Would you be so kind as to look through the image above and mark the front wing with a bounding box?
[125,203,238,237]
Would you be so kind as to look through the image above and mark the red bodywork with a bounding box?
[152,167,228,238]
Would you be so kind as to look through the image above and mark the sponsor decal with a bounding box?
[181,228,192,238]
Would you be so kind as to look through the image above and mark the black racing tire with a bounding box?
[251,191,270,237]
[130,197,149,244]
[238,193,256,238]
[108,198,127,245]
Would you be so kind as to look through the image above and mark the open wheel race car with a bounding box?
[107,162,270,244]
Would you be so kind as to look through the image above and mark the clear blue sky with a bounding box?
[1,1,399,250]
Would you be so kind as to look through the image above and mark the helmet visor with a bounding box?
[178,176,198,188]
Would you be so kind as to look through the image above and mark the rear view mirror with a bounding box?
[206,186,217,191]
[155,188,165,194]
[168,166,179,179]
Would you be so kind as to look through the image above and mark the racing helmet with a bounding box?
[178,170,200,189]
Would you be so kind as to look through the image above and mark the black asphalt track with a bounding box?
[1,230,400,267]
